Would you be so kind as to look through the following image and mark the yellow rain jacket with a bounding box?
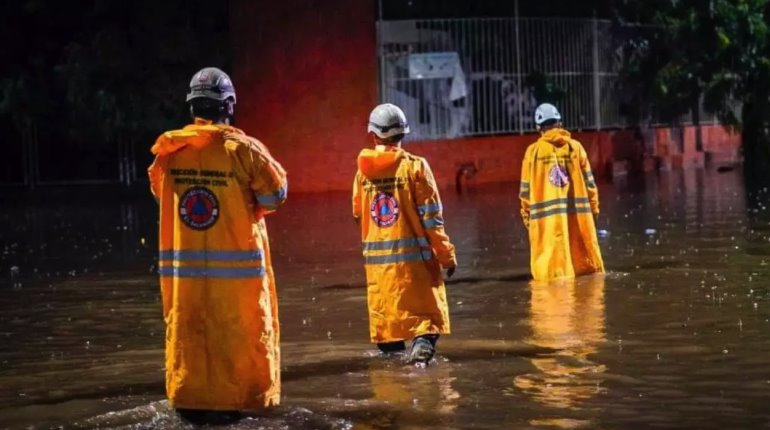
[147,118,287,411]
[352,145,457,343]
[519,128,604,281]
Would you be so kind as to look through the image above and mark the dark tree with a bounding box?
[0,0,230,184]
[613,0,770,176]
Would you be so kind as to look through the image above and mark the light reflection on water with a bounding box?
[1,169,770,428]
[513,275,607,415]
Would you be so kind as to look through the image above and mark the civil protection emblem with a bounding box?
[370,192,399,227]
[179,186,220,230]
[549,164,570,187]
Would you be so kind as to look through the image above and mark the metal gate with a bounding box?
[376,17,716,141]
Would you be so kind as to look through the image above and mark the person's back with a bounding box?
[519,103,604,281]
[352,104,456,364]
[148,68,287,418]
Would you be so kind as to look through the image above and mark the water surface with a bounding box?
[1,169,770,429]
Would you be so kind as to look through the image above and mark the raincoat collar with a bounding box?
[151,118,244,156]
[540,128,572,147]
[358,145,405,177]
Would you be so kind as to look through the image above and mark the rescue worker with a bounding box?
[148,67,287,421]
[352,103,457,365]
[519,103,605,281]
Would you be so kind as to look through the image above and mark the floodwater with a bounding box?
[1,168,770,429]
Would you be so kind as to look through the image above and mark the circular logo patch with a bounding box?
[179,187,220,230]
[549,164,570,188]
[370,192,400,228]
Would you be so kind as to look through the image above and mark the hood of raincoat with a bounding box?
[357,145,405,178]
[151,118,245,156]
[541,128,572,147]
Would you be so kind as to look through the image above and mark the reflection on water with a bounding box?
[1,169,770,429]
[370,362,460,413]
[514,275,607,413]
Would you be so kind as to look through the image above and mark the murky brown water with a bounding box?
[1,169,770,429]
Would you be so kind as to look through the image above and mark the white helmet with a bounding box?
[534,103,561,126]
[367,103,410,139]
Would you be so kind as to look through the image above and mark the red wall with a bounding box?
[231,0,378,193]
[686,125,741,161]
[406,129,637,190]
[231,1,741,193]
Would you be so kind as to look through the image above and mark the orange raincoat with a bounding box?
[148,118,287,411]
[519,128,604,281]
[352,145,457,343]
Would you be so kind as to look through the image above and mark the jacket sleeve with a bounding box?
[228,134,288,214]
[578,141,600,215]
[352,171,362,222]
[414,158,457,268]
[519,146,532,229]
[148,156,163,200]
[147,136,170,202]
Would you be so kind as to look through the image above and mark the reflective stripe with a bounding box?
[159,250,262,261]
[530,206,592,220]
[418,203,442,216]
[364,249,433,265]
[158,266,265,278]
[362,237,429,252]
[256,182,288,209]
[520,181,530,188]
[584,172,596,188]
[422,217,444,229]
[530,197,590,211]
[520,191,530,199]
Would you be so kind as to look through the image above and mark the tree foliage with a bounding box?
[0,0,230,167]
[525,71,567,106]
[613,0,770,162]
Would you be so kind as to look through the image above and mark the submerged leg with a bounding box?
[408,334,439,364]
[377,340,407,354]
[176,409,242,425]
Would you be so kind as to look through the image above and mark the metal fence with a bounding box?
[0,123,149,188]
[376,17,718,141]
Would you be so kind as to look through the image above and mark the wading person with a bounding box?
[519,103,604,281]
[148,67,287,422]
[352,103,457,365]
